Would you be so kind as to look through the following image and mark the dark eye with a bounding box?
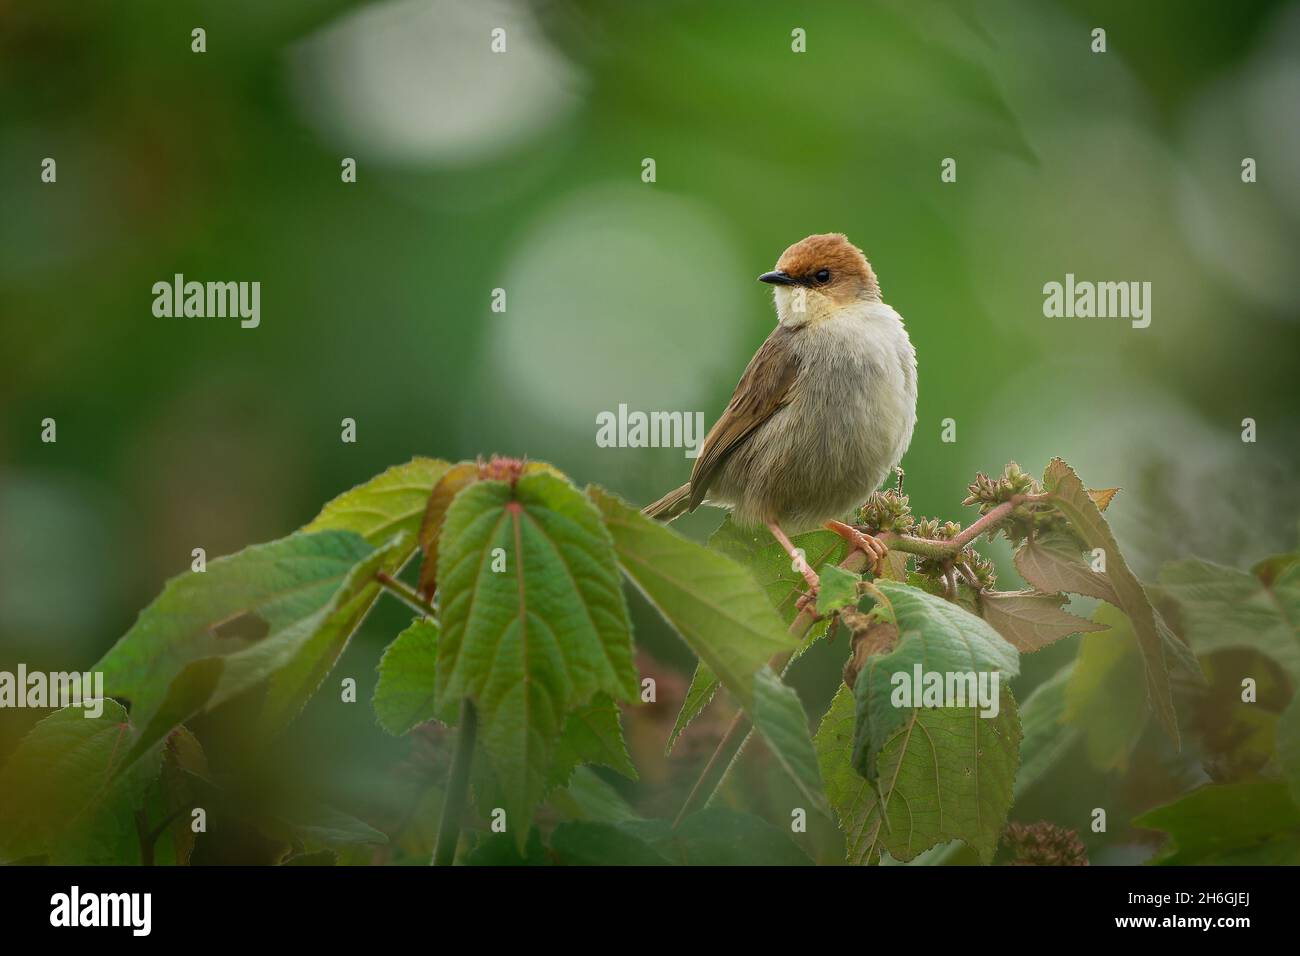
[814,269,831,284]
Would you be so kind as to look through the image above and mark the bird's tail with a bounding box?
[642,482,692,522]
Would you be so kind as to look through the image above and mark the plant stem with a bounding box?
[674,496,1041,823]
[432,697,478,866]
[376,571,436,618]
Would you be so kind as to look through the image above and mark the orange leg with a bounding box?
[825,519,888,576]
[767,521,820,592]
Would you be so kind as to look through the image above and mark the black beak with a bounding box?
[758,270,796,286]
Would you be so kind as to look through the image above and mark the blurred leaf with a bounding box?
[304,457,452,546]
[816,565,861,616]
[588,488,794,707]
[1277,694,1300,807]
[1043,458,1184,745]
[0,701,161,863]
[816,684,1021,864]
[465,828,551,867]
[1134,781,1300,864]
[852,580,1019,782]
[436,474,637,845]
[624,808,812,866]
[549,695,637,787]
[980,590,1104,652]
[550,822,671,866]
[751,665,828,818]
[94,529,381,762]
[1063,605,1149,772]
[373,618,439,736]
[1158,557,1300,679]
[665,662,718,755]
[1014,662,1078,799]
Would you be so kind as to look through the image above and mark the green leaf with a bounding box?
[549,696,638,787]
[436,474,638,843]
[588,487,794,707]
[465,828,551,866]
[550,822,672,866]
[851,580,1019,782]
[304,457,452,546]
[817,565,862,616]
[980,590,1105,652]
[1063,605,1149,771]
[252,532,414,736]
[1277,693,1300,808]
[94,529,383,762]
[373,618,439,736]
[817,683,1021,864]
[1158,557,1300,679]
[751,666,828,817]
[0,701,159,862]
[548,767,642,824]
[1014,663,1078,799]
[1134,781,1300,864]
[708,516,848,632]
[1042,458,1183,745]
[665,663,719,755]
[624,808,813,865]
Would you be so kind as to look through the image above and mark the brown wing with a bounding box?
[688,324,803,511]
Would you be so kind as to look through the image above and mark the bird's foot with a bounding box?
[825,519,888,576]
[895,466,906,495]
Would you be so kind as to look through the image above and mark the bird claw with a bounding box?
[826,520,889,577]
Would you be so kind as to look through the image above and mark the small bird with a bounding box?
[644,233,917,592]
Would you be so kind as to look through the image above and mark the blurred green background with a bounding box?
[2,0,1298,862]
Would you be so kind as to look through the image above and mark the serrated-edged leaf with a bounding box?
[817,683,1021,864]
[665,663,719,755]
[709,516,847,646]
[304,457,452,546]
[0,701,156,861]
[980,590,1105,652]
[1014,532,1119,605]
[1043,458,1183,745]
[852,580,1019,782]
[817,565,861,616]
[751,665,829,817]
[549,695,637,788]
[251,532,414,736]
[1014,663,1078,798]
[588,487,794,706]
[1158,557,1300,679]
[373,618,439,736]
[1134,781,1300,865]
[1063,604,1148,772]
[94,530,381,762]
[549,766,642,824]
[436,474,637,844]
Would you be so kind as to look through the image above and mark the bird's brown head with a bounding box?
[759,233,881,323]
